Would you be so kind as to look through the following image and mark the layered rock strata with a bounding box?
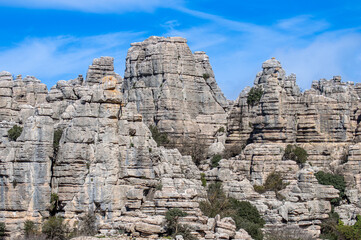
[123,37,228,145]
[0,36,361,240]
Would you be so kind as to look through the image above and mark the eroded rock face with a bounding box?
[222,57,361,236]
[0,37,361,239]
[123,36,228,145]
[0,72,48,123]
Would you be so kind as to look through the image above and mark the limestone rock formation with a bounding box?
[0,37,361,240]
[123,36,228,145]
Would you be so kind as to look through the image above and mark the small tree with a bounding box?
[253,172,288,200]
[202,73,210,80]
[165,209,196,240]
[211,154,222,168]
[199,183,264,240]
[315,171,346,205]
[149,125,169,146]
[223,143,245,159]
[0,222,5,239]
[78,211,98,236]
[42,216,67,240]
[200,173,207,187]
[49,193,60,216]
[24,220,37,237]
[247,87,263,106]
[53,129,63,157]
[284,144,308,164]
[165,208,187,236]
[177,135,207,166]
[8,125,23,141]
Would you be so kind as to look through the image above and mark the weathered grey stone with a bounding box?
[1,38,361,240]
[123,36,227,146]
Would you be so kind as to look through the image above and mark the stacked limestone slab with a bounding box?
[1,36,361,239]
[222,57,361,236]
[123,36,228,145]
[0,72,51,236]
[0,55,250,240]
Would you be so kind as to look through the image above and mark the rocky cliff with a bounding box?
[0,36,361,239]
[123,37,228,145]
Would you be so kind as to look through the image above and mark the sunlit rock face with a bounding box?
[1,37,361,239]
[123,36,228,145]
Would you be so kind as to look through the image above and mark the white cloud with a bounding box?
[164,9,361,99]
[276,31,361,90]
[166,25,227,50]
[0,32,145,86]
[276,15,329,35]
[0,0,183,13]
[1,4,359,100]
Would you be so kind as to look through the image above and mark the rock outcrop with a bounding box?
[0,37,361,239]
[123,37,228,145]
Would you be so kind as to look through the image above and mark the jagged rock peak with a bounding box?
[255,58,287,87]
[262,57,282,69]
[85,56,121,86]
[123,36,228,144]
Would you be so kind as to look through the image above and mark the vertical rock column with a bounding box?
[123,36,227,144]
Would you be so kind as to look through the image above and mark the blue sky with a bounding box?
[0,0,361,99]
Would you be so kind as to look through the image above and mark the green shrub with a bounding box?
[315,171,346,205]
[8,125,22,141]
[24,220,37,237]
[78,212,98,236]
[284,144,308,164]
[247,87,263,106]
[165,208,196,240]
[165,208,187,232]
[254,172,288,193]
[337,218,361,240]
[253,185,266,194]
[199,183,264,240]
[156,183,163,191]
[53,129,63,150]
[211,154,222,168]
[234,218,263,240]
[254,172,288,200]
[199,182,228,218]
[217,127,225,133]
[223,143,245,159]
[42,216,67,240]
[53,129,63,157]
[149,125,169,147]
[176,135,206,166]
[202,73,210,80]
[228,198,264,226]
[264,172,288,192]
[0,222,5,239]
[49,193,60,216]
[320,210,340,240]
[200,173,207,187]
[320,213,361,240]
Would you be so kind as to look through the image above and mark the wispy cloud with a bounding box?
[0,0,183,13]
[276,30,361,88]
[166,25,227,50]
[1,3,359,100]
[0,32,145,86]
[163,8,361,99]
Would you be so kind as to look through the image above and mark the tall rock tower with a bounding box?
[123,36,228,144]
